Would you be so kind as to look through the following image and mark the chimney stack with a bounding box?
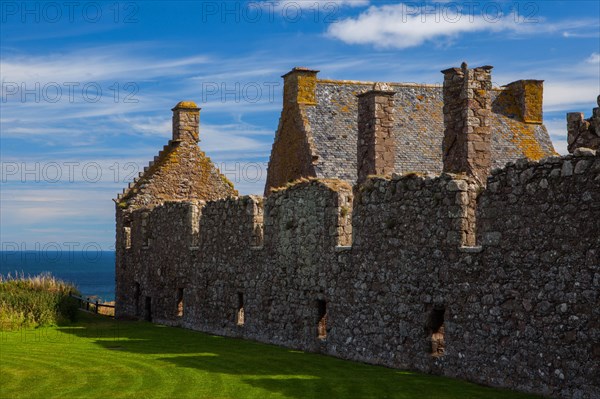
[172,101,200,143]
[357,83,396,183]
[441,62,493,186]
[504,80,544,124]
[282,67,319,106]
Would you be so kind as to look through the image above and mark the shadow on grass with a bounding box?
[55,313,540,399]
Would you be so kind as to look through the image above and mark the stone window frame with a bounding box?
[236,292,245,326]
[427,304,446,357]
[176,288,184,317]
[317,299,328,339]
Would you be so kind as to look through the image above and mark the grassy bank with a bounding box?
[0,312,541,399]
[0,273,79,329]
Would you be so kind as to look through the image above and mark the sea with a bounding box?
[0,251,115,302]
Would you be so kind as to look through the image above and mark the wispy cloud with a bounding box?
[493,53,599,113]
[544,82,599,112]
[586,52,600,64]
[326,3,598,49]
[544,118,569,155]
[262,0,369,11]
[2,47,210,85]
[0,186,115,248]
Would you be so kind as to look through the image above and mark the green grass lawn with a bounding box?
[0,312,540,399]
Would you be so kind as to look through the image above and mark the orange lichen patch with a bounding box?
[296,74,318,105]
[500,81,544,124]
[173,101,199,109]
[507,122,552,161]
[520,81,543,124]
[495,90,521,119]
[492,88,556,160]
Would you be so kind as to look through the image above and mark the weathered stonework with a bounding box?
[115,66,599,399]
[116,153,600,398]
[116,101,236,209]
[264,65,557,194]
[504,79,544,124]
[264,68,320,195]
[357,84,396,182]
[114,101,237,321]
[442,63,493,187]
[567,96,600,153]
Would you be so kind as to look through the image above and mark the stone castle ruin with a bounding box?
[115,63,600,398]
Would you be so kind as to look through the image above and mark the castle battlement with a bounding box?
[115,65,599,399]
[123,150,599,257]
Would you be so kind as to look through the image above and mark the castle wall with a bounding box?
[329,173,477,372]
[448,153,600,397]
[116,153,599,399]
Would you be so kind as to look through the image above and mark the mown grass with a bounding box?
[0,273,79,330]
[0,312,541,399]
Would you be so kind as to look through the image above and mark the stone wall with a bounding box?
[114,101,237,321]
[116,153,599,399]
[449,153,600,398]
[567,97,600,153]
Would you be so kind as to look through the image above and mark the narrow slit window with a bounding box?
[237,293,245,326]
[176,288,184,317]
[145,296,152,322]
[428,306,445,357]
[141,212,150,247]
[317,300,327,339]
[123,225,131,249]
[134,282,141,316]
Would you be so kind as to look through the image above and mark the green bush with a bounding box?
[0,273,79,330]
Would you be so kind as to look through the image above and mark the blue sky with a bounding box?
[1,0,599,251]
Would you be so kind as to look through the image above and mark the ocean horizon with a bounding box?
[0,251,115,302]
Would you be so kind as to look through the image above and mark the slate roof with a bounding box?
[304,80,557,182]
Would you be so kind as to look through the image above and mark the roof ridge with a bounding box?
[115,140,177,203]
[317,79,442,88]
[317,79,508,91]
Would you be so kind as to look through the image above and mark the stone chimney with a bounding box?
[172,101,200,143]
[356,83,396,183]
[504,80,544,124]
[282,67,319,106]
[441,63,493,186]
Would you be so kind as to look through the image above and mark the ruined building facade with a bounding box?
[115,64,599,399]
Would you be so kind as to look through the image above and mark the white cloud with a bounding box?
[326,3,598,49]
[492,53,599,113]
[562,31,600,39]
[0,45,210,85]
[0,186,116,248]
[544,118,569,155]
[543,82,599,112]
[264,0,369,11]
[0,187,112,224]
[586,52,600,64]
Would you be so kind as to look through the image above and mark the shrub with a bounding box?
[0,273,79,330]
